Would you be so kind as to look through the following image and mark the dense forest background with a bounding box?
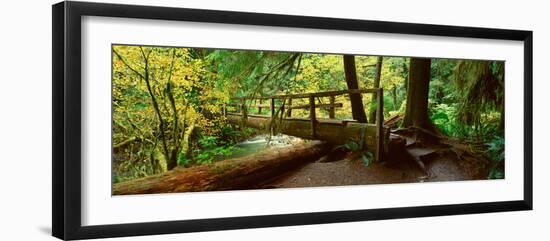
[112,45,505,184]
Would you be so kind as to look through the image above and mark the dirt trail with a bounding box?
[262,151,478,189]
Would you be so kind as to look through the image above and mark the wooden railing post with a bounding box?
[309,95,317,138]
[329,95,336,119]
[238,99,242,113]
[375,88,384,162]
[287,98,292,117]
[270,98,275,117]
[281,98,286,118]
[257,99,262,114]
[241,98,247,120]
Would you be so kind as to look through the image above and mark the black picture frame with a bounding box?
[52,1,533,240]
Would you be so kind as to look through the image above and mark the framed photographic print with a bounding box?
[52,1,533,240]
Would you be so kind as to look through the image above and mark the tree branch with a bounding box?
[112,48,146,80]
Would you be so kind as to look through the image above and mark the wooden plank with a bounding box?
[248,114,269,118]
[253,104,271,108]
[234,116,346,124]
[288,103,343,110]
[243,103,343,110]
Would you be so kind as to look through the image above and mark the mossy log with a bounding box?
[113,140,329,195]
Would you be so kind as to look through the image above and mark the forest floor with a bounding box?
[113,130,493,195]
[259,116,493,188]
[260,139,488,188]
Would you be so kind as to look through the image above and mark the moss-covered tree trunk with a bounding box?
[369,56,383,123]
[343,55,368,123]
[402,58,434,131]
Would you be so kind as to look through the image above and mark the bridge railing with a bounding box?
[225,89,381,122]
[223,88,384,161]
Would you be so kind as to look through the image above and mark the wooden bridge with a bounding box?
[223,88,386,162]
[113,89,393,195]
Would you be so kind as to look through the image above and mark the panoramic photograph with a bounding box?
[111,44,505,195]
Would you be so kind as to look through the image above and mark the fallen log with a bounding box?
[226,114,380,149]
[113,140,329,195]
[226,114,388,162]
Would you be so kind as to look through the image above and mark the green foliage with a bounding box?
[368,100,378,116]
[334,140,361,152]
[454,60,504,127]
[177,152,192,166]
[486,136,505,161]
[360,151,374,167]
[198,136,218,149]
[176,125,254,167]
[488,167,504,179]
[430,101,502,141]
[191,135,240,165]
[194,145,238,165]
[430,103,458,136]
[207,50,300,97]
[486,136,505,179]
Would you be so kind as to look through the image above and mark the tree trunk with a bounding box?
[343,55,368,123]
[392,85,398,111]
[369,56,383,123]
[402,58,435,131]
[113,140,329,195]
[180,121,196,159]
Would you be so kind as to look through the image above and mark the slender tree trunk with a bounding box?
[140,48,172,169]
[369,56,383,123]
[392,85,398,111]
[402,58,435,131]
[166,83,179,170]
[343,55,368,123]
[166,49,180,170]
